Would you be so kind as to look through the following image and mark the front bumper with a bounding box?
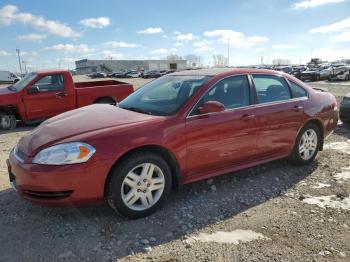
[6,151,112,206]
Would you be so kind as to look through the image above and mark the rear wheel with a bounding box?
[290,123,321,165]
[94,97,115,105]
[0,114,16,130]
[106,152,172,219]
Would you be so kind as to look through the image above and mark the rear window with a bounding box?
[289,81,308,98]
[252,75,291,103]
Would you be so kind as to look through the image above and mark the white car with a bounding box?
[0,71,20,84]
[126,71,141,78]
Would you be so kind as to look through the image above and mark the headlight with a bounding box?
[32,142,96,165]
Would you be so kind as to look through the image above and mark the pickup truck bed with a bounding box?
[0,70,134,129]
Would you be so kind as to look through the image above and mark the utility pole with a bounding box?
[16,48,22,74]
[227,38,230,67]
[22,61,28,73]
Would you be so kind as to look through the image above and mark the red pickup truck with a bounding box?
[0,70,134,129]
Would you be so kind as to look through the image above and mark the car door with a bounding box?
[185,75,258,176]
[251,74,307,158]
[23,74,73,121]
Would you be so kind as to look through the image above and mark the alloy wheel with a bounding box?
[121,163,165,211]
[299,129,318,160]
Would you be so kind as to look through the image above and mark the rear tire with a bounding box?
[106,152,172,219]
[289,123,321,165]
[94,97,115,105]
[0,114,17,130]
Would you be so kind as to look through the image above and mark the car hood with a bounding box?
[17,104,162,156]
[0,86,14,95]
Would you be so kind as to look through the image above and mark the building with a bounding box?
[75,59,187,75]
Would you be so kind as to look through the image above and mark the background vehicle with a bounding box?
[274,66,293,74]
[7,68,338,218]
[0,70,133,129]
[290,66,307,79]
[88,72,107,78]
[0,70,21,84]
[300,65,332,81]
[340,93,350,123]
[142,70,162,79]
[329,66,350,81]
[125,71,141,78]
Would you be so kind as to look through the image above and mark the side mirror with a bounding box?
[198,101,225,114]
[13,78,20,84]
[27,86,40,94]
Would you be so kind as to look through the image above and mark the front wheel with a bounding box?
[290,123,321,165]
[106,152,172,219]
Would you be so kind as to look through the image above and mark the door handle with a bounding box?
[55,92,67,98]
[241,114,255,121]
[292,105,303,112]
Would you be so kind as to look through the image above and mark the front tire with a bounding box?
[290,123,321,165]
[0,114,17,130]
[106,152,172,219]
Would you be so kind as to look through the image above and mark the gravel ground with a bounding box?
[0,79,349,261]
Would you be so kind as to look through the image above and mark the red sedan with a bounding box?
[7,69,338,218]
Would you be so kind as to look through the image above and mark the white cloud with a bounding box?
[311,46,350,61]
[334,31,350,42]
[44,44,93,53]
[149,48,167,54]
[137,27,163,34]
[0,5,80,38]
[105,41,141,48]
[310,17,350,33]
[0,50,11,56]
[194,46,216,53]
[175,41,183,46]
[193,40,212,47]
[256,47,267,51]
[100,50,124,59]
[272,44,300,49]
[162,34,168,38]
[176,33,195,41]
[17,33,46,42]
[204,29,269,47]
[173,31,181,35]
[170,48,178,52]
[292,0,344,9]
[80,17,110,28]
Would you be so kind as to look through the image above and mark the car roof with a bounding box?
[170,68,285,77]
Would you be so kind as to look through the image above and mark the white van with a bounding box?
[0,71,21,84]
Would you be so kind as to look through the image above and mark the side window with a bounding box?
[191,75,250,115]
[252,75,291,103]
[289,81,307,98]
[34,74,64,92]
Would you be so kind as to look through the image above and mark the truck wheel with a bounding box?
[289,123,320,165]
[106,151,172,219]
[94,97,115,105]
[0,114,17,130]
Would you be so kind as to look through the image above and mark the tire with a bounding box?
[0,114,17,130]
[289,123,321,165]
[94,97,115,104]
[106,151,172,219]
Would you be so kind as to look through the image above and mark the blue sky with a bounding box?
[0,0,350,72]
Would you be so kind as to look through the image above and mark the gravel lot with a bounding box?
[0,79,349,261]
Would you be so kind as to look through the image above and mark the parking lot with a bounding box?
[0,79,349,261]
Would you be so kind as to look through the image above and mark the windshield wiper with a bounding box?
[120,106,153,115]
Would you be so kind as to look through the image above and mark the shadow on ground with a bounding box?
[0,158,317,261]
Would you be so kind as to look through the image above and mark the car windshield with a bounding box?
[119,75,210,116]
[10,72,37,92]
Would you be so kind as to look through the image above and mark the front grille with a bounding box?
[22,190,73,199]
